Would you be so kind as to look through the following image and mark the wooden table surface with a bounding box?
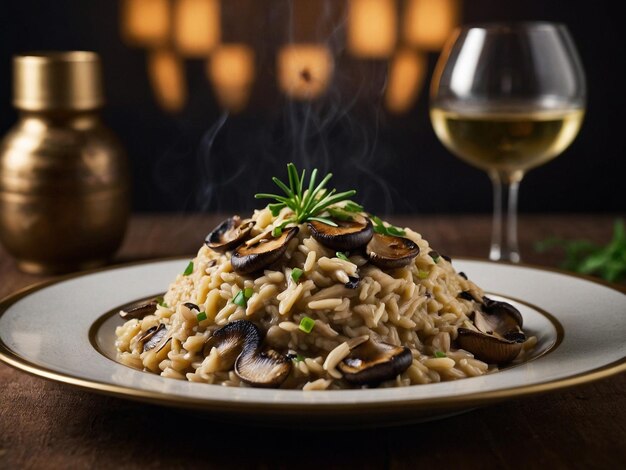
[1,214,625,469]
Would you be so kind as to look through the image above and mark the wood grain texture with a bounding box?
[1,214,625,469]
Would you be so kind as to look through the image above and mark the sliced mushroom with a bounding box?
[308,216,373,251]
[140,323,169,352]
[365,233,420,269]
[236,348,292,388]
[205,320,292,387]
[119,299,158,320]
[456,298,526,364]
[231,227,299,275]
[205,216,254,253]
[482,297,524,330]
[204,320,261,369]
[456,328,523,364]
[338,339,412,386]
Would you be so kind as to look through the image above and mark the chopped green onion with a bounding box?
[299,316,315,333]
[429,251,441,263]
[244,287,254,298]
[336,251,349,261]
[344,201,364,213]
[196,311,207,322]
[418,270,429,279]
[156,297,168,308]
[434,351,446,358]
[183,261,194,276]
[291,268,304,283]
[272,226,282,237]
[233,290,247,307]
[293,353,305,362]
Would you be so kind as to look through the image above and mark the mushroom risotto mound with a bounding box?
[115,164,536,389]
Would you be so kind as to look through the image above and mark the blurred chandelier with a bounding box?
[120,0,460,113]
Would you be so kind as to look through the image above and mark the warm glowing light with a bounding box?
[404,0,459,50]
[385,49,426,113]
[208,45,255,112]
[347,0,397,58]
[277,44,333,100]
[147,50,186,112]
[121,0,169,46]
[174,0,221,56]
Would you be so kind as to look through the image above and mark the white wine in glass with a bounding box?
[430,23,586,263]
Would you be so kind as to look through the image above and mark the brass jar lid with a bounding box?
[13,51,104,111]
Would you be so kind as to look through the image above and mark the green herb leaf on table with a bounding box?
[535,219,626,282]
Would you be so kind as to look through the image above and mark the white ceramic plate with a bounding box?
[1,258,625,426]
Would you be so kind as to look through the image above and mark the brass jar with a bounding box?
[0,52,130,274]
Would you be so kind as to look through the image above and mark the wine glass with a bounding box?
[430,22,586,263]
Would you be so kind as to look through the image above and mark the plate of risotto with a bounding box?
[1,164,625,426]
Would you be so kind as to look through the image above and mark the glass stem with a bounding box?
[489,171,523,263]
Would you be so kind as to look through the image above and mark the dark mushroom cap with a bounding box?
[204,319,261,367]
[457,328,523,364]
[456,300,526,364]
[119,299,158,320]
[338,339,412,386]
[205,216,254,253]
[308,216,374,251]
[235,348,292,388]
[365,233,420,269]
[140,323,169,352]
[482,297,524,329]
[231,227,299,275]
[205,320,292,387]
[345,276,360,289]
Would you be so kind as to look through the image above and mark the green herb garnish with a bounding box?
[434,351,447,358]
[293,353,305,362]
[233,291,247,307]
[196,311,207,322]
[156,297,169,308]
[255,163,357,232]
[233,288,254,307]
[418,270,429,279]
[327,207,354,221]
[344,201,364,213]
[370,215,406,237]
[299,316,315,333]
[336,251,349,261]
[535,219,626,282]
[429,251,441,263]
[183,261,194,276]
[291,268,304,283]
[272,226,282,237]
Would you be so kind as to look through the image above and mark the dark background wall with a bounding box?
[1,0,624,214]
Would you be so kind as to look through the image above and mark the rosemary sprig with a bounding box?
[255,163,357,234]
